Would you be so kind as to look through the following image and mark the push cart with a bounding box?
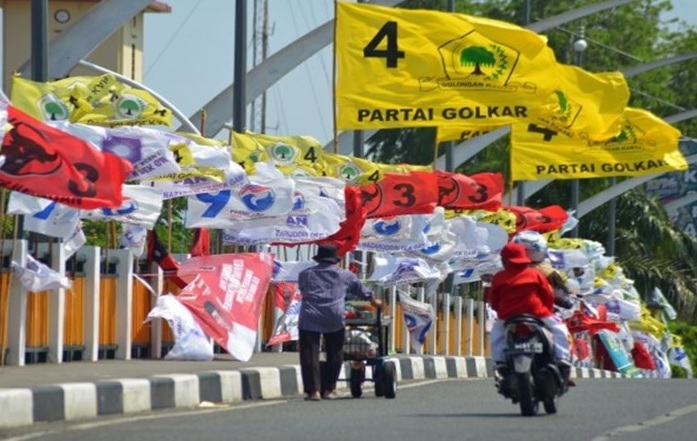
[339,300,397,399]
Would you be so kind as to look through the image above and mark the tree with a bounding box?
[460,46,496,75]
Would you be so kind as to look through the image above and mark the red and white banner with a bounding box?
[0,103,132,209]
[267,283,302,347]
[176,253,274,361]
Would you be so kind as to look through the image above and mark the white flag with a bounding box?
[11,254,72,292]
[398,291,434,351]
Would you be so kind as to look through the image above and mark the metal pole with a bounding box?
[607,177,617,255]
[443,0,455,172]
[233,0,247,133]
[570,27,586,238]
[516,0,531,205]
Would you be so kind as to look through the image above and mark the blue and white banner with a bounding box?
[358,214,429,252]
[81,185,164,228]
[369,255,444,287]
[222,190,343,245]
[398,290,434,351]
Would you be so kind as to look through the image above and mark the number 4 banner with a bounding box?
[335,2,561,130]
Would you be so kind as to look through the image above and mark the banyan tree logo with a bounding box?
[420,32,530,93]
[338,162,361,182]
[551,90,582,127]
[268,142,299,166]
[582,120,651,154]
[114,94,146,119]
[38,94,70,121]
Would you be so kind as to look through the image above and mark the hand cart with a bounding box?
[340,300,397,399]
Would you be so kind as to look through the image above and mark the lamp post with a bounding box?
[570,26,587,238]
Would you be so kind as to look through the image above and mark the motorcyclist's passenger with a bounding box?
[511,230,575,309]
[487,242,574,385]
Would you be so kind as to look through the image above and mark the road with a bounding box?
[2,378,696,441]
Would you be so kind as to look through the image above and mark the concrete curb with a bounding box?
[0,356,623,429]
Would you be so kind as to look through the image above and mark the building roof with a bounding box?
[2,1,172,13]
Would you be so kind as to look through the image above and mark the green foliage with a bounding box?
[667,321,697,374]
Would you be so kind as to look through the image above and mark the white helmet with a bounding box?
[511,230,548,263]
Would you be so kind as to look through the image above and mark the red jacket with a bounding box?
[487,264,554,320]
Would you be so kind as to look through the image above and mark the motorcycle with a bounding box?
[495,314,569,416]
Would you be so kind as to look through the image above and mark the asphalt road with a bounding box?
[2,378,696,441]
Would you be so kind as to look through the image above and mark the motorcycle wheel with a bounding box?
[517,372,539,417]
[543,397,557,414]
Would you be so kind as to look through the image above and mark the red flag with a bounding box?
[176,253,274,361]
[0,104,132,209]
[190,228,210,257]
[360,171,438,218]
[437,171,503,211]
[506,205,568,233]
[317,185,367,256]
[146,230,188,289]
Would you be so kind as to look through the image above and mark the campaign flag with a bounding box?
[0,104,132,209]
[437,171,503,211]
[358,214,429,252]
[506,205,568,234]
[335,2,561,130]
[511,107,687,180]
[271,260,315,283]
[80,185,164,229]
[316,185,367,256]
[176,253,275,361]
[369,255,444,287]
[186,178,296,228]
[436,124,500,144]
[224,190,343,245]
[146,230,188,289]
[267,283,302,347]
[8,192,81,239]
[11,254,72,292]
[52,122,182,181]
[398,291,434,351]
[231,131,326,173]
[11,74,172,127]
[360,171,438,218]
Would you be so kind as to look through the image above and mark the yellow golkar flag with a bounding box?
[335,2,561,130]
[435,68,629,144]
[510,107,688,181]
[11,74,172,127]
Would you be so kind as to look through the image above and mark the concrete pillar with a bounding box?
[47,242,66,363]
[82,246,100,362]
[114,249,134,360]
[6,239,29,366]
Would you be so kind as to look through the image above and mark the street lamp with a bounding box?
[570,26,587,238]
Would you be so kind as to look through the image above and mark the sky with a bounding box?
[141,0,697,146]
[0,0,694,146]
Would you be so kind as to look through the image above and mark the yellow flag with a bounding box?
[510,108,687,180]
[534,68,629,141]
[323,153,382,184]
[335,2,561,130]
[436,125,501,143]
[11,74,172,126]
[231,131,326,175]
[435,69,628,143]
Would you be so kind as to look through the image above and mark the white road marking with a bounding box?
[590,404,697,441]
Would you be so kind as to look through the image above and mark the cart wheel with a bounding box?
[383,362,397,399]
[374,364,385,397]
[350,365,365,398]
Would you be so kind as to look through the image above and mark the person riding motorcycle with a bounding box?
[487,242,574,386]
[511,230,575,309]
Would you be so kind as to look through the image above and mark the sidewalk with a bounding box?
[0,353,621,430]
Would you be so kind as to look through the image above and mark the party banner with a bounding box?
[176,253,274,362]
[335,2,561,130]
[436,124,499,144]
[360,171,438,218]
[510,108,687,180]
[0,103,132,209]
[398,291,434,351]
[11,74,172,126]
[506,204,568,234]
[267,283,302,347]
[52,122,181,181]
[437,171,503,211]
